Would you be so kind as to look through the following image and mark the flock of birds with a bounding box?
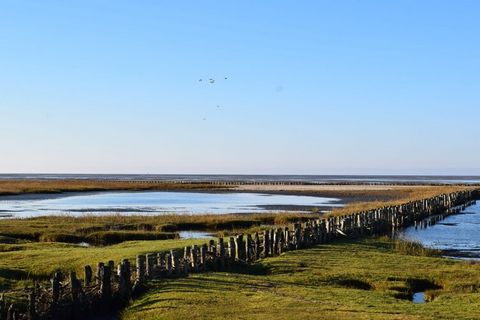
[198,77,228,84]
[198,76,228,121]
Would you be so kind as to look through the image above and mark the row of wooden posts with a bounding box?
[0,190,477,320]
[122,180,479,186]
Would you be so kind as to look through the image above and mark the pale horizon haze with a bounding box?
[1,1,479,175]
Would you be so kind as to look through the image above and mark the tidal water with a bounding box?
[400,202,480,258]
[0,191,341,218]
[1,174,480,184]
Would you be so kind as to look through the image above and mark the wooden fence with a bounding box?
[0,190,477,320]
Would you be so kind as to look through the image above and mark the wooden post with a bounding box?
[108,260,115,280]
[269,229,275,255]
[294,223,302,249]
[70,271,81,304]
[27,289,36,320]
[100,265,112,302]
[277,228,284,254]
[0,294,3,320]
[184,246,191,260]
[262,230,269,257]
[51,272,61,306]
[165,253,172,275]
[119,259,131,303]
[218,238,225,257]
[284,227,290,250]
[228,237,236,261]
[96,262,104,286]
[136,255,145,283]
[6,305,14,320]
[146,254,153,278]
[245,234,253,262]
[170,250,180,274]
[190,245,198,272]
[254,232,260,260]
[235,234,244,261]
[200,245,207,271]
[84,265,92,287]
[218,238,226,269]
[157,252,164,268]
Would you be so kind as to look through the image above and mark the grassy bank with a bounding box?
[122,237,480,320]
[0,212,315,246]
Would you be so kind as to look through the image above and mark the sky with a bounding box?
[0,1,479,175]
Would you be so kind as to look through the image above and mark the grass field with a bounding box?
[122,237,480,320]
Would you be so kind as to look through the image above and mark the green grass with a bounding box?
[122,238,480,320]
[0,238,206,291]
[0,213,315,245]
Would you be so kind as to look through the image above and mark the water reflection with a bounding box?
[0,191,341,218]
[400,202,480,258]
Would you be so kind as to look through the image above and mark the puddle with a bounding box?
[178,231,213,239]
[77,242,91,247]
[412,292,425,304]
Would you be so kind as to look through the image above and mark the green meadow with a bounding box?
[122,238,480,320]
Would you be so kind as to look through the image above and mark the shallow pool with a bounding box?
[0,191,341,218]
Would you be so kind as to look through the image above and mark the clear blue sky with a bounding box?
[1,1,479,175]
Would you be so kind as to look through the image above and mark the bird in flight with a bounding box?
[208,78,215,84]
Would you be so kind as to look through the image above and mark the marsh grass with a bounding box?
[122,238,480,320]
[0,212,316,245]
[392,238,441,257]
[0,180,228,196]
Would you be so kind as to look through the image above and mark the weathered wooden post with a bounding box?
[170,250,180,274]
[145,254,153,279]
[228,237,236,261]
[269,229,275,255]
[119,259,132,303]
[108,260,115,280]
[245,234,253,262]
[284,227,291,249]
[184,246,191,260]
[6,304,14,320]
[209,239,217,255]
[70,271,82,304]
[27,289,36,320]
[294,223,302,249]
[51,272,61,306]
[200,245,207,271]
[136,255,145,283]
[254,232,260,260]
[156,252,164,269]
[277,228,284,254]
[191,245,198,272]
[262,230,270,257]
[165,252,172,275]
[96,262,104,285]
[0,294,4,320]
[235,234,244,261]
[84,265,92,287]
[218,237,226,269]
[100,265,112,302]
